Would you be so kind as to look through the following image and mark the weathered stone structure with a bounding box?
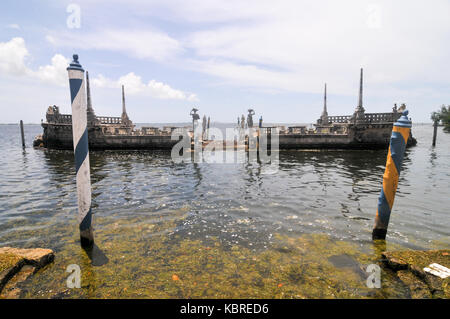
[247,109,255,128]
[37,68,416,150]
[271,68,417,149]
[382,249,450,298]
[40,74,180,150]
[0,247,54,298]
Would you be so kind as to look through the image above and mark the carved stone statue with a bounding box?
[247,109,255,128]
[190,108,200,133]
[46,105,61,123]
[190,108,200,121]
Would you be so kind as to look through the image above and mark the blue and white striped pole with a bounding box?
[67,54,94,248]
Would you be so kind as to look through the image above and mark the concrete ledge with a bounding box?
[0,247,54,298]
[382,249,450,298]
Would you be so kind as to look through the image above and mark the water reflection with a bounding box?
[0,124,448,262]
[0,124,449,298]
[192,162,203,189]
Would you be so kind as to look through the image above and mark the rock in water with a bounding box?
[33,134,44,147]
[0,247,54,297]
[382,249,450,298]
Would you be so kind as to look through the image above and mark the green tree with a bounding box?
[431,105,450,132]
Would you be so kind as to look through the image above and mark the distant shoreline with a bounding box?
[0,122,436,125]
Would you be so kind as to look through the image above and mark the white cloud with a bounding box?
[6,24,20,30]
[45,35,56,45]
[2,1,450,122]
[69,0,450,100]
[93,72,198,101]
[0,37,197,101]
[47,29,182,61]
[0,37,30,75]
[34,54,70,86]
[0,37,69,86]
[181,0,450,95]
[91,74,118,90]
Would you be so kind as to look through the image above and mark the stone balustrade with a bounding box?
[46,113,125,126]
[97,116,122,124]
[328,115,352,123]
[46,114,72,124]
[363,112,396,123]
[327,112,399,124]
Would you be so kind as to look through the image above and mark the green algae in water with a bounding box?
[10,214,410,299]
[0,253,23,273]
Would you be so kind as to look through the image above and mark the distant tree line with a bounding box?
[431,105,450,132]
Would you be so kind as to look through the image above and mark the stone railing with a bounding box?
[46,114,72,124]
[363,112,395,123]
[97,116,122,124]
[287,126,307,134]
[141,127,160,135]
[328,115,352,123]
[327,112,400,124]
[260,127,278,135]
[46,113,125,126]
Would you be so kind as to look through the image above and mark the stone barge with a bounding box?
[35,68,416,150]
[273,69,416,149]
[37,72,182,150]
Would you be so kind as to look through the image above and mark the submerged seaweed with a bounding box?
[2,214,409,299]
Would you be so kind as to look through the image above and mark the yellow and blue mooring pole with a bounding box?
[372,110,412,240]
[67,54,94,248]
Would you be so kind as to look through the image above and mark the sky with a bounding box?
[1,0,449,124]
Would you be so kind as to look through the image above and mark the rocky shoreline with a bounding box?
[0,247,54,298]
[1,246,448,299]
[382,249,449,298]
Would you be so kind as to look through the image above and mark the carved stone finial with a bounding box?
[354,68,366,123]
[67,53,84,71]
[320,83,329,125]
[190,107,200,121]
[395,109,412,128]
[358,68,363,109]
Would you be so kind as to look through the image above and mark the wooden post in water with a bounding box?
[19,120,25,148]
[372,110,412,240]
[67,54,94,248]
[206,116,210,141]
[432,120,438,147]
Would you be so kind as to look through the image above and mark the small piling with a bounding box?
[372,110,412,240]
[19,120,25,148]
[207,116,210,141]
[67,54,94,248]
[202,115,207,141]
[432,120,438,147]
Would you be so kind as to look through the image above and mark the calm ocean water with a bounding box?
[0,123,448,298]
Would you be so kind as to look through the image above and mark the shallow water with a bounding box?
[0,123,448,298]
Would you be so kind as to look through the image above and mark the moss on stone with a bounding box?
[382,249,450,298]
[0,253,23,273]
[1,212,436,299]
[14,216,409,299]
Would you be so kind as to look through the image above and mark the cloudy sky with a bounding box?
[1,0,449,123]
